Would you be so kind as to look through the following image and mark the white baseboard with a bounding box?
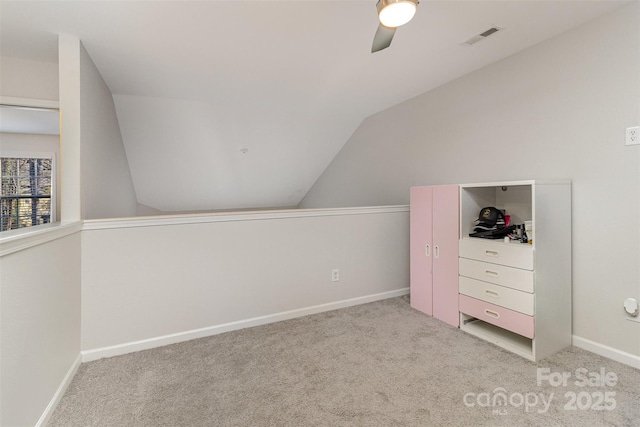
[35,354,82,427]
[82,288,409,363]
[573,335,640,370]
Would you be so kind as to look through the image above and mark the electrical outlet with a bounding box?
[331,269,339,282]
[626,126,639,146]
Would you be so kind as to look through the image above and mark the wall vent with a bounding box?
[461,26,504,46]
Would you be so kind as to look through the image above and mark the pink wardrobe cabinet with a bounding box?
[409,185,459,327]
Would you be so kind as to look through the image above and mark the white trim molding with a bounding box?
[81,287,410,362]
[35,354,81,427]
[573,335,640,369]
[0,221,83,257]
[83,205,410,231]
[0,96,59,110]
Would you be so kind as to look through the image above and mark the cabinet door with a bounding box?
[410,186,433,315]
[432,185,459,327]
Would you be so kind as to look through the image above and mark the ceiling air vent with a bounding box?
[461,26,504,47]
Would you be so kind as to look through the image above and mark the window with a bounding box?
[1,154,55,232]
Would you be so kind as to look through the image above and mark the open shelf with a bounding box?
[460,182,533,244]
[460,314,534,361]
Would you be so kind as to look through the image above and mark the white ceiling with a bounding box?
[0,0,629,211]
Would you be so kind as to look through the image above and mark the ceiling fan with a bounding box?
[371,0,419,53]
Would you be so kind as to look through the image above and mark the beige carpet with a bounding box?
[49,296,640,426]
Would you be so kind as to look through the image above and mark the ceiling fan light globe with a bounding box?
[377,0,418,28]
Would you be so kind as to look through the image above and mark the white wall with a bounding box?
[0,231,81,427]
[58,35,138,221]
[136,202,166,216]
[59,34,83,223]
[0,45,83,427]
[0,34,132,425]
[81,208,409,357]
[79,43,138,219]
[0,132,59,153]
[0,56,59,101]
[300,4,640,359]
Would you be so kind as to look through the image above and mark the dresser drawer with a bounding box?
[459,238,534,270]
[459,258,534,293]
[459,294,534,339]
[459,276,534,316]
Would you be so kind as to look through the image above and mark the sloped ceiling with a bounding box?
[0,0,628,211]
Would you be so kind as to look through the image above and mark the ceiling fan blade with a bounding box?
[371,24,396,53]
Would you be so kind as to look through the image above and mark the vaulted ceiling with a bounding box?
[0,0,628,211]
